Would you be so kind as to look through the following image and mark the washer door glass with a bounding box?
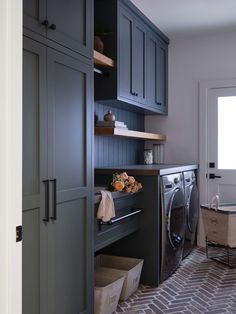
[167,188,185,249]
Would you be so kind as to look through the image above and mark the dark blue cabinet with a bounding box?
[119,5,147,106]
[94,0,169,114]
[147,32,168,114]
[23,0,93,59]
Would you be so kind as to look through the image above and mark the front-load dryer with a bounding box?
[183,171,199,258]
[160,173,185,283]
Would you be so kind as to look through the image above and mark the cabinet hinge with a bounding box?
[16,225,22,242]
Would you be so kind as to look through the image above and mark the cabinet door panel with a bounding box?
[47,0,92,57]
[23,0,46,36]
[23,37,48,314]
[48,199,87,314]
[118,7,135,101]
[133,21,147,105]
[22,209,40,314]
[47,48,93,314]
[147,36,157,108]
[157,42,168,114]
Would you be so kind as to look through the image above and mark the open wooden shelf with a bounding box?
[95,127,167,141]
[94,50,115,68]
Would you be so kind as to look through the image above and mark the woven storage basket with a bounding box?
[94,267,125,314]
[201,204,236,248]
[95,254,144,300]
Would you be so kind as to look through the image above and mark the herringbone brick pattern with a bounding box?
[115,248,236,313]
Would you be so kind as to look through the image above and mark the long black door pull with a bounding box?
[209,173,222,179]
[43,180,50,222]
[50,179,57,220]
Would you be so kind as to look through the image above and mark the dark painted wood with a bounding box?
[23,37,48,314]
[94,0,169,114]
[95,164,199,176]
[147,31,168,114]
[133,18,147,105]
[94,102,145,167]
[24,0,93,59]
[94,192,143,251]
[23,0,46,37]
[23,36,93,314]
[46,48,94,314]
[95,174,161,286]
[157,40,168,114]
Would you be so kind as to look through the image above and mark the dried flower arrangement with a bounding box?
[111,172,142,193]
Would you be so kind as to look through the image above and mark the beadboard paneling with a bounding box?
[95,102,145,167]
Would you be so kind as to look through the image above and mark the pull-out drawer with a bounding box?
[94,192,143,252]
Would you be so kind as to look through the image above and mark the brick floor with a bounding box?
[115,248,236,313]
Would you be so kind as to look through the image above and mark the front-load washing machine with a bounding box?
[183,171,199,258]
[160,173,185,283]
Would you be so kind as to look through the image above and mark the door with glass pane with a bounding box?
[207,87,236,203]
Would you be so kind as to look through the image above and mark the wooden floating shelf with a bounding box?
[95,127,167,141]
[94,50,115,68]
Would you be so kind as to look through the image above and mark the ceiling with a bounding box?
[130,0,236,39]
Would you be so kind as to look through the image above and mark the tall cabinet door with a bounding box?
[47,48,93,314]
[147,32,168,114]
[118,5,136,102]
[133,19,147,105]
[23,0,47,36]
[22,37,48,314]
[47,0,93,58]
[157,41,168,114]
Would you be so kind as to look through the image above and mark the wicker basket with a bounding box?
[201,204,236,248]
[95,254,144,300]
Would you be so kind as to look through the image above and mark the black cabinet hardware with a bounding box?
[209,162,215,168]
[50,179,57,220]
[130,91,136,96]
[49,24,57,30]
[16,225,22,242]
[41,20,49,27]
[209,173,222,179]
[98,208,143,230]
[43,180,50,222]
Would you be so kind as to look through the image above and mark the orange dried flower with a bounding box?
[113,180,125,191]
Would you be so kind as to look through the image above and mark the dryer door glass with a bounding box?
[167,188,185,249]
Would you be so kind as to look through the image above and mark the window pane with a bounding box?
[218,96,236,169]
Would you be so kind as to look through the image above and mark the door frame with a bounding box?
[0,0,22,313]
[199,79,236,246]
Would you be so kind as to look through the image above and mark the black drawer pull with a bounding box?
[99,208,143,226]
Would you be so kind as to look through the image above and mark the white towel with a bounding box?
[97,190,115,222]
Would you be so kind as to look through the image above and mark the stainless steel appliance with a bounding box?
[183,171,199,258]
[160,173,185,283]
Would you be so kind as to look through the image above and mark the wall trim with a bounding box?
[0,1,22,313]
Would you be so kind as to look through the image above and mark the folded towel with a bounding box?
[97,190,115,222]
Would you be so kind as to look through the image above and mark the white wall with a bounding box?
[0,0,22,313]
[146,30,236,164]
[145,30,236,246]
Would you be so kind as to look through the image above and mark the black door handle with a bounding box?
[43,180,50,222]
[41,20,49,27]
[209,173,222,179]
[50,179,57,220]
[49,24,57,30]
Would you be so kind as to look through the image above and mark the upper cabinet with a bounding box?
[147,32,168,114]
[23,0,93,58]
[119,5,147,106]
[94,0,169,115]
